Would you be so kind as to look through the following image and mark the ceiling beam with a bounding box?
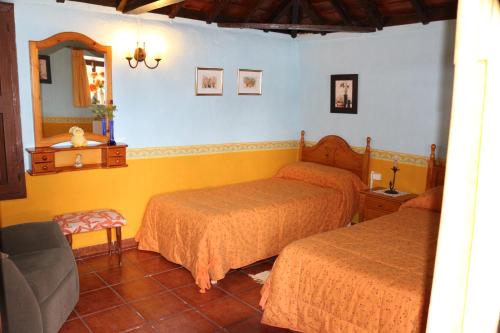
[384,2,456,26]
[168,2,183,18]
[123,0,185,15]
[356,0,384,30]
[300,0,323,24]
[56,0,65,3]
[270,0,293,23]
[217,22,376,33]
[116,0,128,12]
[328,0,353,25]
[207,0,230,24]
[409,0,429,24]
[244,0,265,23]
[291,0,300,38]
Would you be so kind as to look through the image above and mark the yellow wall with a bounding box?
[0,148,297,248]
[0,145,428,249]
[370,158,427,194]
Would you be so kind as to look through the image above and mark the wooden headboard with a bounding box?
[426,144,446,190]
[299,130,371,184]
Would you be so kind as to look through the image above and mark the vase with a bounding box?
[99,88,105,104]
[101,118,106,136]
[108,119,116,146]
[343,94,348,108]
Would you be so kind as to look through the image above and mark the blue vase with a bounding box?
[101,118,106,136]
[108,119,116,146]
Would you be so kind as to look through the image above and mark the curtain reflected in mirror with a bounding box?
[71,49,91,107]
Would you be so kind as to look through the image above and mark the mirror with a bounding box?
[30,32,112,147]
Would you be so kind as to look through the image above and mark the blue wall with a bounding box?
[11,0,455,158]
[296,21,455,156]
[12,0,300,151]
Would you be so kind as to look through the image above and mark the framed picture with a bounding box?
[39,55,52,84]
[196,67,223,96]
[330,74,358,114]
[237,69,262,95]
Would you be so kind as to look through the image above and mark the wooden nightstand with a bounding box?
[359,187,418,222]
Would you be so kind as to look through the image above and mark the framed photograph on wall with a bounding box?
[330,74,358,114]
[39,55,52,84]
[237,69,262,95]
[196,67,223,96]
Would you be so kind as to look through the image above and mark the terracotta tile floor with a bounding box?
[60,249,291,333]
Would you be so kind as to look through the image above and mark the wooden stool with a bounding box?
[54,209,127,264]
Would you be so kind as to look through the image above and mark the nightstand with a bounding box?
[359,187,418,222]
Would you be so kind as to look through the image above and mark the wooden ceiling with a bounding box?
[57,0,457,37]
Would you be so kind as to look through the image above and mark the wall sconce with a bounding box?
[126,42,161,69]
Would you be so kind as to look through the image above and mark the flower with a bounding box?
[105,104,117,120]
[89,83,96,92]
[91,104,117,120]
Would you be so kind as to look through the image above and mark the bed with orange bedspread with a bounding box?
[135,132,371,291]
[260,206,440,332]
[260,146,445,333]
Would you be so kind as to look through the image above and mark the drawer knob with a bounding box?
[42,155,47,161]
[116,159,120,164]
[42,165,48,170]
[115,151,121,156]
[377,204,383,208]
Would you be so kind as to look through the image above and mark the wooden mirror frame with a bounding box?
[29,32,113,147]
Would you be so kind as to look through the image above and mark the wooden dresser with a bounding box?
[359,187,417,222]
[27,143,127,176]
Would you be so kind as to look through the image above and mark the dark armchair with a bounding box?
[0,221,79,333]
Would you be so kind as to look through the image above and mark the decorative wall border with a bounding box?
[127,140,299,159]
[366,149,428,167]
[43,117,94,124]
[127,139,429,167]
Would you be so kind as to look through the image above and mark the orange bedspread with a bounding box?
[260,207,440,333]
[135,176,358,292]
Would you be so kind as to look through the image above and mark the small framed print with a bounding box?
[196,67,223,96]
[237,69,262,95]
[331,74,358,114]
[39,55,52,84]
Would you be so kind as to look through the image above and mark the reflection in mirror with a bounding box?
[39,40,107,138]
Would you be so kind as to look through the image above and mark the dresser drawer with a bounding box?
[32,153,54,163]
[108,156,126,167]
[365,196,401,212]
[33,162,55,174]
[108,147,126,158]
[364,208,390,221]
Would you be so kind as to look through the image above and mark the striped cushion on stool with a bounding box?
[54,209,127,235]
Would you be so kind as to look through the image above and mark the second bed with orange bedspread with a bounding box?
[260,204,441,333]
[135,161,365,291]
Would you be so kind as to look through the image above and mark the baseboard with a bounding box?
[72,238,138,259]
